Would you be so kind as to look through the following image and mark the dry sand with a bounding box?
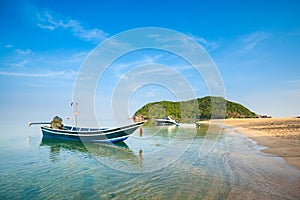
[211,117,300,170]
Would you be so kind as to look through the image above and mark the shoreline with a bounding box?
[202,117,300,171]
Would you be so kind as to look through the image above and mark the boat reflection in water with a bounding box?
[40,137,143,167]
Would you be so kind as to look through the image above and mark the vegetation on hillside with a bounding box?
[134,96,257,122]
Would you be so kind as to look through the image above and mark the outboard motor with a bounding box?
[51,116,64,129]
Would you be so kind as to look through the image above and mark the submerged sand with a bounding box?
[201,117,300,199]
[202,118,300,170]
[218,118,300,171]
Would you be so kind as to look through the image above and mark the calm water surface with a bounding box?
[0,123,299,199]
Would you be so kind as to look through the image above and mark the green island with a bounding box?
[134,96,257,123]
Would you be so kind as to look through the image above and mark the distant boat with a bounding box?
[155,116,180,126]
[29,120,144,143]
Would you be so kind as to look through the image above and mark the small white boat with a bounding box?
[155,116,180,126]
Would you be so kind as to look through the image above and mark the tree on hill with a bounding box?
[134,96,257,122]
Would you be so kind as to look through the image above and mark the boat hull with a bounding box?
[41,121,144,143]
[155,119,180,126]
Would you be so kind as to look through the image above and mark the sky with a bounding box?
[0,0,300,126]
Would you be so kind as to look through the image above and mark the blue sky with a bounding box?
[1,0,300,125]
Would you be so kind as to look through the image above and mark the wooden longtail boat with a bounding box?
[29,120,144,143]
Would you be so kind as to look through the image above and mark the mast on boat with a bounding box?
[71,101,79,127]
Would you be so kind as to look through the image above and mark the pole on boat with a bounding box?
[28,122,51,127]
[75,102,78,127]
[71,101,78,127]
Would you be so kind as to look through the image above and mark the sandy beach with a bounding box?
[209,118,300,170]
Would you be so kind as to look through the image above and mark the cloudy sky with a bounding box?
[1,0,300,125]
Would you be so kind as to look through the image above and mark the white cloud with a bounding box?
[0,70,77,79]
[241,31,269,50]
[14,49,32,55]
[147,34,160,38]
[13,60,28,68]
[68,51,88,64]
[189,34,220,51]
[1,47,87,79]
[142,54,165,63]
[36,9,108,43]
[111,54,167,79]
[76,28,107,43]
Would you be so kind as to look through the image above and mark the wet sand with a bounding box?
[202,117,300,199]
[202,118,300,170]
[218,118,300,171]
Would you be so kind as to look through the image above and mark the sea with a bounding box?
[1,122,300,199]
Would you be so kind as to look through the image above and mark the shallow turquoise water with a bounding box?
[1,123,299,199]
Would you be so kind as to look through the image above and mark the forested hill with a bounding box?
[134,96,257,122]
